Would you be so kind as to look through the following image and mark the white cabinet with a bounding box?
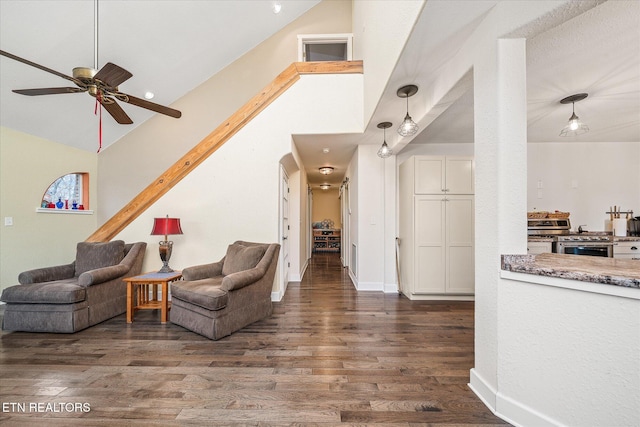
[399,156,475,299]
[413,156,474,195]
[614,241,640,260]
[527,241,552,255]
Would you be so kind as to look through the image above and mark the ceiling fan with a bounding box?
[0,49,181,125]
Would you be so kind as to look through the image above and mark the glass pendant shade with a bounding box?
[398,112,419,137]
[377,121,393,158]
[559,111,589,137]
[396,84,419,137]
[377,140,393,158]
[559,93,589,137]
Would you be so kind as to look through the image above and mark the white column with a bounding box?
[383,154,398,292]
[470,37,528,409]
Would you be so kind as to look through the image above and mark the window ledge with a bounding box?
[36,208,94,215]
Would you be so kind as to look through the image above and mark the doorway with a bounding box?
[279,166,290,294]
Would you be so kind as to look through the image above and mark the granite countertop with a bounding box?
[614,236,640,242]
[502,253,640,289]
[527,236,555,242]
[527,234,640,242]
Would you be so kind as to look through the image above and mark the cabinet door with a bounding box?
[614,241,640,260]
[445,157,474,194]
[527,242,552,255]
[445,196,475,294]
[415,157,445,194]
[414,196,446,293]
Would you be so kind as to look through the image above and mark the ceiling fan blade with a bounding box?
[0,50,79,84]
[13,87,87,96]
[100,98,133,124]
[94,62,132,88]
[121,94,182,119]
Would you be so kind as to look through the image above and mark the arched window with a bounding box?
[41,173,89,210]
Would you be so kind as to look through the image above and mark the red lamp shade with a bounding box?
[151,216,183,239]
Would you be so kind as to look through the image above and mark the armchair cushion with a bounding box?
[182,261,223,281]
[75,240,125,276]
[221,243,267,276]
[170,277,228,311]
[221,266,265,291]
[18,263,75,285]
[1,279,85,304]
[77,264,130,287]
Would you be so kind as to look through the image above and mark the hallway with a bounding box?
[0,253,508,425]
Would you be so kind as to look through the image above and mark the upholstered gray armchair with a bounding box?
[170,241,280,340]
[1,240,146,333]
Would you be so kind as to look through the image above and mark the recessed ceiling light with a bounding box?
[144,91,155,100]
[322,148,330,154]
[272,2,282,14]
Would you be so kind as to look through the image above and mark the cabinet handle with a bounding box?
[631,246,638,250]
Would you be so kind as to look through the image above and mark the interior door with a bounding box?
[280,167,290,292]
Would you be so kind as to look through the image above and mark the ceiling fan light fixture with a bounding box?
[559,93,589,137]
[377,121,393,158]
[396,84,419,137]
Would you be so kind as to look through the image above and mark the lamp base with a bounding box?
[158,264,175,273]
[158,241,175,274]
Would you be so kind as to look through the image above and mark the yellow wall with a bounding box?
[313,188,341,228]
[0,127,98,291]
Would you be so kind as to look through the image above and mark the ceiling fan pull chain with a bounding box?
[94,92,103,153]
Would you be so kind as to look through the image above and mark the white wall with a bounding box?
[312,188,340,227]
[113,73,363,296]
[352,0,425,123]
[354,145,385,290]
[0,127,98,292]
[98,0,353,224]
[528,142,640,232]
[498,277,640,427]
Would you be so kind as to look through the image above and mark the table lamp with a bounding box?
[150,215,183,273]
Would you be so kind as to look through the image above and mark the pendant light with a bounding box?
[397,84,419,137]
[377,121,393,158]
[559,93,589,137]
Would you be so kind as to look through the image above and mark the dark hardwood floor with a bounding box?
[0,253,508,426]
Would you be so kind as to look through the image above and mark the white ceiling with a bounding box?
[1,1,639,190]
[0,0,319,150]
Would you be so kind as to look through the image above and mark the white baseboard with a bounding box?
[496,391,563,427]
[469,368,497,412]
[271,290,283,302]
[383,283,400,293]
[469,369,562,427]
[356,281,384,291]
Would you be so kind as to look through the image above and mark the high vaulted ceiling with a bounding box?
[1,1,639,190]
[0,0,320,150]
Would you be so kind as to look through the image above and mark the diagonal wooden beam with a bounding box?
[87,61,363,242]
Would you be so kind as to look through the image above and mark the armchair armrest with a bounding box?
[18,263,75,284]
[182,261,223,281]
[221,266,265,291]
[78,264,129,287]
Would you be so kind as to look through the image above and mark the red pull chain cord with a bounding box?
[94,92,103,153]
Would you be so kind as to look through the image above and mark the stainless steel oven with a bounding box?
[554,236,614,257]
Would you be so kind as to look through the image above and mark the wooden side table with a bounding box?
[124,271,182,323]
